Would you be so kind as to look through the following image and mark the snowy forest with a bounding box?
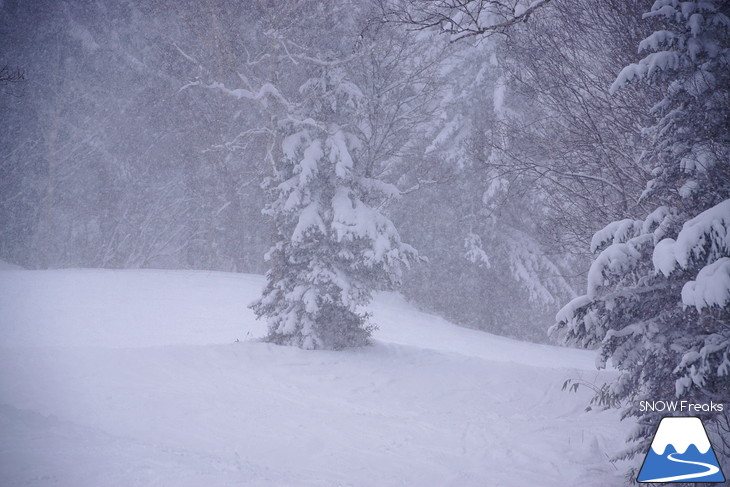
[1,0,729,485]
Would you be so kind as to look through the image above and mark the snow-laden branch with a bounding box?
[172,43,200,66]
[179,80,292,110]
[280,46,365,67]
[399,176,454,195]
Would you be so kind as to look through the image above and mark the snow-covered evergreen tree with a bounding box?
[250,66,418,350]
[551,0,730,470]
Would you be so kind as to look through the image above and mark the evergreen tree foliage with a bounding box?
[551,0,730,469]
[251,66,418,350]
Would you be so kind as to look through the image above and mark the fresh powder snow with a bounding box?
[0,268,629,486]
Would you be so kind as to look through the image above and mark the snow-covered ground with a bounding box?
[0,268,632,486]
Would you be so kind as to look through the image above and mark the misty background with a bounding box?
[0,0,661,343]
[1,1,729,483]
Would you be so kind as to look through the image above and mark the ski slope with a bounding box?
[0,268,630,486]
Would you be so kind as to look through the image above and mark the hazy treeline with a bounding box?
[1,0,659,341]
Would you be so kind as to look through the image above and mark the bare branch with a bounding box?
[0,65,25,85]
[381,0,551,41]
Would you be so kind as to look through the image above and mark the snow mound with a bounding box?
[0,268,595,369]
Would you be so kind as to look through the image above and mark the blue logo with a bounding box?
[637,417,726,483]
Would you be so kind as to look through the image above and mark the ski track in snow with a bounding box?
[0,269,628,486]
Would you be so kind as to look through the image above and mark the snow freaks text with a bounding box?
[639,401,724,413]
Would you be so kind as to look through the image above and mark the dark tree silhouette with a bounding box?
[0,65,25,85]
